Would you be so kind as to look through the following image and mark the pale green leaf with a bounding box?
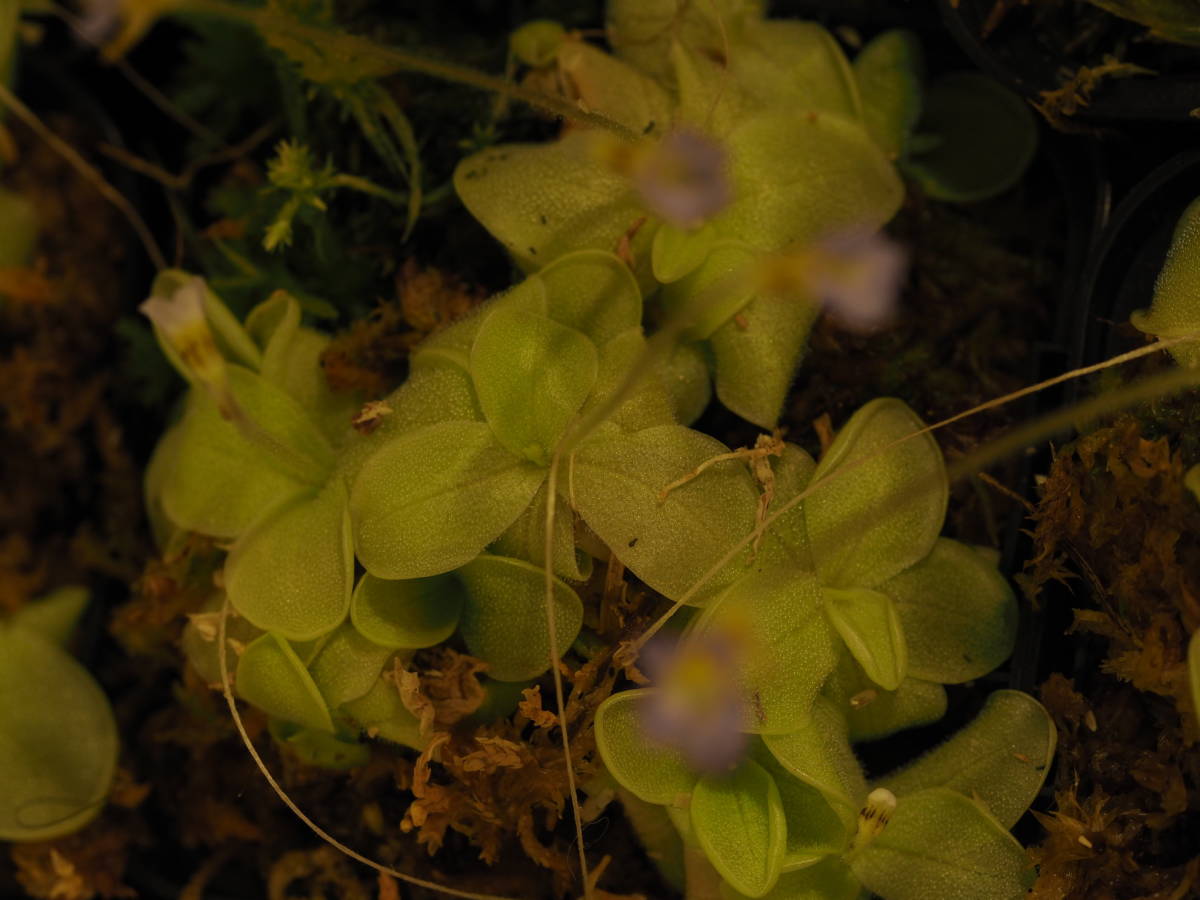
[569,424,760,602]
[754,444,817,572]
[9,587,88,647]
[236,633,334,733]
[454,554,583,682]
[554,37,672,135]
[762,696,867,834]
[824,652,947,742]
[268,720,371,770]
[537,250,644,346]
[902,73,1037,204]
[351,573,463,649]
[581,327,678,433]
[805,398,948,589]
[594,689,699,806]
[307,621,395,709]
[470,307,598,463]
[754,745,853,870]
[161,366,333,538]
[823,588,907,692]
[663,341,713,426]
[350,420,545,579]
[454,133,657,289]
[878,691,1056,830]
[720,857,863,900]
[1131,195,1200,367]
[854,29,924,159]
[608,0,762,84]
[652,222,719,284]
[691,568,838,734]
[660,241,760,340]
[181,599,264,687]
[880,538,1017,684]
[341,675,426,750]
[848,788,1034,900]
[720,111,903,252]
[225,479,353,641]
[490,482,589,581]
[735,20,863,121]
[691,758,787,898]
[0,627,117,841]
[709,291,822,429]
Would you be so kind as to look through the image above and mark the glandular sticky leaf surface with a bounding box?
[594,689,699,806]
[236,632,334,734]
[878,691,1056,830]
[490,483,588,581]
[825,652,946,742]
[470,307,598,463]
[1131,194,1200,367]
[225,479,353,641]
[0,627,118,842]
[580,328,678,434]
[454,134,654,284]
[536,250,643,346]
[848,788,1033,900]
[880,538,1017,684]
[350,420,545,579]
[709,291,821,429]
[162,367,329,538]
[753,444,817,571]
[660,241,760,340]
[720,857,863,900]
[854,29,924,159]
[755,746,852,870]
[762,697,867,833]
[341,676,426,751]
[307,621,395,709]
[570,425,760,602]
[350,573,464,649]
[692,758,787,898]
[823,587,907,692]
[691,568,838,734]
[804,398,947,589]
[454,555,583,682]
[721,110,903,252]
[652,222,719,284]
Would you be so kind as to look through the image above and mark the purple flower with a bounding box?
[631,129,733,229]
[638,630,748,773]
[806,229,908,333]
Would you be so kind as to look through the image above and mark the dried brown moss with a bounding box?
[1024,414,1200,899]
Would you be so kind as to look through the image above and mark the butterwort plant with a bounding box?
[594,398,1048,898]
[143,250,795,753]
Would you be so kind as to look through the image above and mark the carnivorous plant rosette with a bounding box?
[595,397,1042,898]
[454,0,915,428]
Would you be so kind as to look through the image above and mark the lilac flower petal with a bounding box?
[810,229,908,333]
[632,129,733,229]
[637,630,749,773]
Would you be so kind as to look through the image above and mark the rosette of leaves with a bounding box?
[686,398,1016,741]
[454,2,911,428]
[598,683,1053,898]
[595,397,1027,896]
[1,588,119,841]
[1132,194,1200,368]
[347,249,767,608]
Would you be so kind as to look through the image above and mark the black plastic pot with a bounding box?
[939,0,1200,125]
